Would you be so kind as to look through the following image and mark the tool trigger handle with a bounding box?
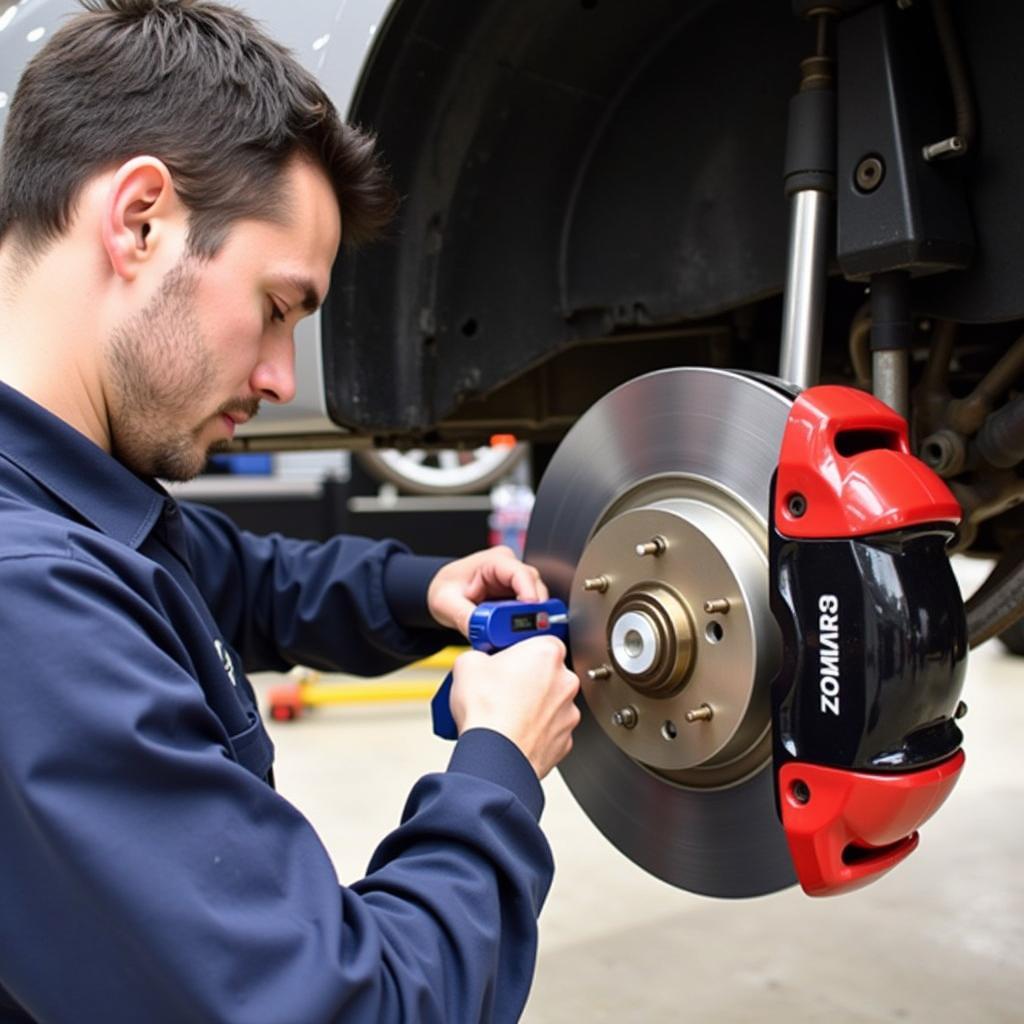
[431,671,458,740]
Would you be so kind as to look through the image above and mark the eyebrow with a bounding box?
[280,275,324,314]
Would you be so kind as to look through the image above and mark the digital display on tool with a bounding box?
[431,599,569,740]
[466,599,567,654]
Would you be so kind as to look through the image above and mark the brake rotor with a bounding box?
[526,368,798,897]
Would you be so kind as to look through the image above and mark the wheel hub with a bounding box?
[571,493,778,777]
[607,583,693,696]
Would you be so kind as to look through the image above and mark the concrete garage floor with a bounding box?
[254,559,1023,1023]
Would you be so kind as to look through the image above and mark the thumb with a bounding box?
[448,595,477,637]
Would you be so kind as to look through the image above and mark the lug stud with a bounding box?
[583,576,611,593]
[635,536,667,558]
[703,598,730,614]
[685,703,714,723]
[587,664,612,681]
[612,706,638,729]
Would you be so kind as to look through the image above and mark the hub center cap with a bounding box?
[608,585,693,695]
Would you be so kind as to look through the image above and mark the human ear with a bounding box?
[101,157,181,281]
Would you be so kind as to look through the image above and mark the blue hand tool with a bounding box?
[431,599,569,739]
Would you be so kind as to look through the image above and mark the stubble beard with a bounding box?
[106,258,221,482]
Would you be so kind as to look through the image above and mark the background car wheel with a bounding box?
[999,617,1024,656]
[356,443,526,495]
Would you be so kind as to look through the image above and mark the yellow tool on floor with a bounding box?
[267,648,465,722]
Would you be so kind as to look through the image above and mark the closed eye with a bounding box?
[269,299,287,324]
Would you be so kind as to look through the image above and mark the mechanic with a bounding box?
[0,1,580,1021]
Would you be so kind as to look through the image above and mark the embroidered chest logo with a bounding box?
[213,639,238,686]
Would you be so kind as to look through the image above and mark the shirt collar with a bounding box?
[0,379,168,549]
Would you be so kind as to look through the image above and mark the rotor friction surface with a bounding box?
[526,368,797,898]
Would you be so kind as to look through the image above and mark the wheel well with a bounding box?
[324,0,802,442]
[323,0,1024,451]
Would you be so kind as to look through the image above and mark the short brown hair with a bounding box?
[0,0,397,257]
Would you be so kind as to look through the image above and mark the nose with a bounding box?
[250,332,296,405]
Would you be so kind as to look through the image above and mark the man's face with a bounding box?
[104,158,341,481]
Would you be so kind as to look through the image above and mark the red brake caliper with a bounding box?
[769,386,967,896]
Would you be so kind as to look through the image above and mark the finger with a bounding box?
[468,565,516,603]
[456,550,548,607]
[531,634,566,659]
[505,561,544,601]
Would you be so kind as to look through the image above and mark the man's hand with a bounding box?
[449,637,580,779]
[427,546,548,637]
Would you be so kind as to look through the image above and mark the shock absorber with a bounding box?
[779,8,837,389]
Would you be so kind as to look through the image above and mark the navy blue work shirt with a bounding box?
[0,381,554,1023]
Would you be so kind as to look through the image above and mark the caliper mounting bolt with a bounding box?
[787,493,808,518]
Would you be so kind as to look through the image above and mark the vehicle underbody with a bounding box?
[301,0,1023,647]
